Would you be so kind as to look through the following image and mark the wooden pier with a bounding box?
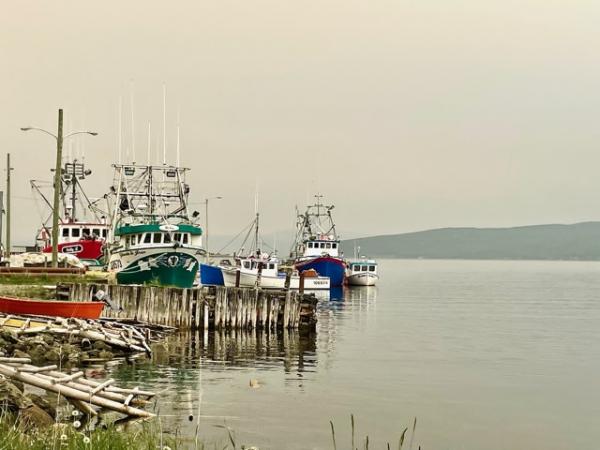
[58,284,318,331]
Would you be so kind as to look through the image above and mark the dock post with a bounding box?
[299,272,305,294]
[284,271,291,290]
[256,262,263,288]
[235,270,241,287]
[203,299,209,330]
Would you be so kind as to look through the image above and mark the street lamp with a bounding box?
[21,109,97,267]
[203,196,223,261]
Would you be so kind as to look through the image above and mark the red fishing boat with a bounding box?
[0,297,104,319]
[33,159,109,267]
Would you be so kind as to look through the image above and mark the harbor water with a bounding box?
[106,259,600,449]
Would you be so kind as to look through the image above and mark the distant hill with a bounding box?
[341,222,600,260]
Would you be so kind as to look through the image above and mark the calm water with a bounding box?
[106,260,600,449]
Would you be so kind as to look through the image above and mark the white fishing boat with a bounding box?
[222,256,330,290]
[346,259,379,286]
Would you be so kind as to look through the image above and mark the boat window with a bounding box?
[369,266,376,272]
[82,228,91,237]
[174,233,181,243]
[153,233,161,244]
[72,228,80,237]
[62,228,69,237]
[332,243,337,249]
[354,265,361,272]
[326,243,331,249]
[244,261,251,269]
[144,233,151,243]
[308,242,313,248]
[361,265,368,271]
[125,236,130,246]
[164,233,171,243]
[183,234,189,244]
[92,228,99,237]
[269,263,275,270]
[102,229,108,238]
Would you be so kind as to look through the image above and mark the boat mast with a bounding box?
[254,188,259,253]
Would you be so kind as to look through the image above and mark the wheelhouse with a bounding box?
[237,257,279,276]
[348,261,378,274]
[114,224,203,250]
[302,238,340,258]
[58,223,109,244]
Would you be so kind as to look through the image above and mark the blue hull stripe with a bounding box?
[296,258,346,287]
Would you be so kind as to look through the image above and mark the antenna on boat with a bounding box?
[118,96,123,164]
[162,83,167,165]
[176,106,181,167]
[147,122,151,165]
[129,80,136,164]
[254,183,260,253]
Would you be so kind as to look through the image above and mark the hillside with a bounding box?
[342,222,600,260]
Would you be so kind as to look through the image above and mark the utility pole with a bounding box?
[6,154,12,261]
[205,199,209,261]
[51,109,64,268]
[20,110,97,268]
[0,191,4,262]
[203,196,223,262]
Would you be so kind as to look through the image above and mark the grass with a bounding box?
[0,274,107,286]
[0,413,180,450]
[331,414,419,450]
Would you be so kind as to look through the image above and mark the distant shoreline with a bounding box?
[342,221,600,261]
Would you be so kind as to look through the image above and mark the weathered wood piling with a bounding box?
[57,284,318,331]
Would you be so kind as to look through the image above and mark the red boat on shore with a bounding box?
[0,297,104,319]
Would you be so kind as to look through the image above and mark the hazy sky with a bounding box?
[2,0,600,246]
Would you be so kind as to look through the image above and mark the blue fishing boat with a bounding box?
[200,262,225,285]
[290,195,346,287]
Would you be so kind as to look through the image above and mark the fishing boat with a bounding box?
[0,296,104,319]
[200,202,263,286]
[346,259,379,286]
[221,256,330,289]
[32,159,109,267]
[105,163,204,288]
[289,195,346,287]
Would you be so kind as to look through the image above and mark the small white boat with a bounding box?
[222,257,330,290]
[346,259,379,286]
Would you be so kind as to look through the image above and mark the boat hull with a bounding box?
[222,268,330,290]
[200,263,225,286]
[112,248,200,288]
[0,296,104,319]
[295,256,346,287]
[43,239,104,264]
[346,272,379,286]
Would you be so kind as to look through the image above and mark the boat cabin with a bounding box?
[237,257,280,277]
[348,260,378,275]
[59,223,109,244]
[303,238,340,258]
[115,224,203,250]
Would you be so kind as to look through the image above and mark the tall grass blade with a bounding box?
[398,427,408,449]
[351,414,355,450]
[409,417,417,450]
[330,420,337,450]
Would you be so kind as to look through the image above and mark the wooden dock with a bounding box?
[58,284,318,331]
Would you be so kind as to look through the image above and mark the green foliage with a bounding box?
[0,274,106,287]
[0,415,180,450]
